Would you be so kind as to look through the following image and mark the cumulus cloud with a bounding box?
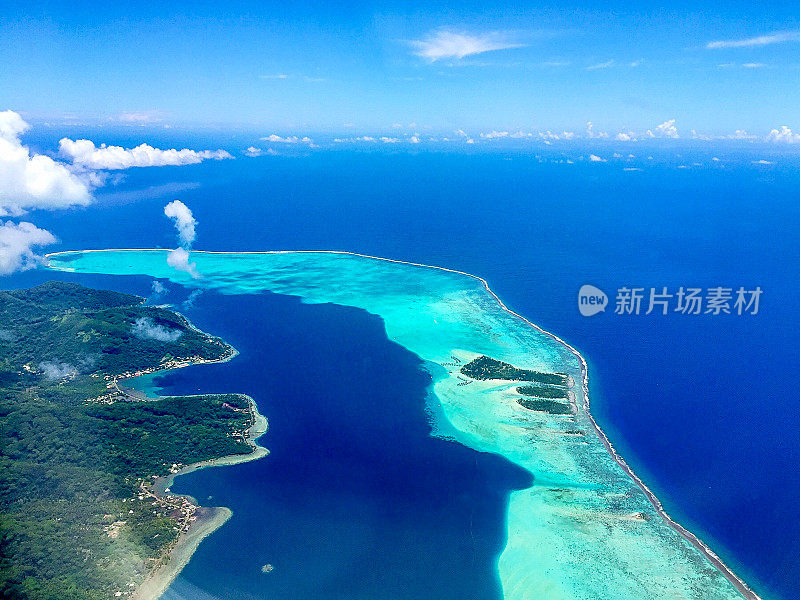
[380,137,400,143]
[729,129,756,140]
[588,154,606,162]
[538,130,574,141]
[411,30,525,61]
[647,119,679,139]
[0,220,57,275]
[58,139,233,170]
[164,200,199,277]
[131,317,182,342]
[766,126,800,143]
[260,134,313,144]
[39,361,78,381]
[586,122,609,139]
[408,135,420,144]
[150,280,167,299]
[117,111,163,124]
[164,200,196,247]
[480,130,509,139]
[166,247,199,278]
[615,132,635,141]
[0,111,93,215]
[706,31,800,49]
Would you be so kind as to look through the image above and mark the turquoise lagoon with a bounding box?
[47,249,750,600]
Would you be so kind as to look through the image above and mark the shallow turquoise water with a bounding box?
[48,249,749,600]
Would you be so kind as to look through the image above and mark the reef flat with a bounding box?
[46,250,757,600]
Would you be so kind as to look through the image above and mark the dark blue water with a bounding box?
[7,141,800,598]
[154,290,531,599]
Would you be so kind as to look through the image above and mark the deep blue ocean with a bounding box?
[6,132,800,599]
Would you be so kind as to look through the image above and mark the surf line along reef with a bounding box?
[46,249,760,600]
[0,282,267,600]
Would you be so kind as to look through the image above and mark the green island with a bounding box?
[516,398,573,415]
[516,385,570,399]
[460,355,569,386]
[458,356,574,415]
[0,282,262,600]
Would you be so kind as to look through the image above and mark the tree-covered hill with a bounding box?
[0,282,256,600]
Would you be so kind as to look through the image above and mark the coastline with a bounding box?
[44,248,759,600]
[132,394,268,600]
[103,313,269,600]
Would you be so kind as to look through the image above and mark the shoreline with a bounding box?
[45,248,759,600]
[133,394,268,600]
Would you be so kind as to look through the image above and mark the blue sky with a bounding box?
[1,1,799,134]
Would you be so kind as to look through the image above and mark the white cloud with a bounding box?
[59,138,233,170]
[164,200,199,277]
[538,130,574,141]
[118,111,163,124]
[586,122,609,139]
[647,119,679,139]
[333,136,377,143]
[182,289,203,309]
[753,159,773,165]
[151,280,167,298]
[408,136,420,144]
[586,60,614,70]
[39,361,78,381]
[630,59,644,67]
[729,129,756,140]
[691,129,712,141]
[0,111,92,215]
[380,137,400,143]
[166,247,199,278]
[411,30,525,61]
[244,147,264,157]
[615,132,635,141]
[742,62,766,68]
[766,126,800,143]
[0,220,57,275]
[164,200,196,247]
[706,31,800,49]
[131,317,182,342]
[260,134,313,144]
[588,154,606,162]
[510,130,532,138]
[480,130,509,139]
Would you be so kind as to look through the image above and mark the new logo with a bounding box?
[578,284,608,316]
